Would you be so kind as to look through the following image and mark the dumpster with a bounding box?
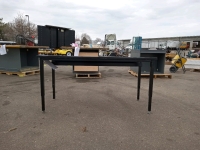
[0,45,48,76]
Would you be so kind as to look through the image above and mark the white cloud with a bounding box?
[65,0,132,9]
[1,0,200,40]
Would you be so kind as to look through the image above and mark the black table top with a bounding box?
[37,55,157,62]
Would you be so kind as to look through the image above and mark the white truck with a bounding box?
[104,34,119,50]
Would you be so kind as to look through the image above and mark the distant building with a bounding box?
[119,36,200,50]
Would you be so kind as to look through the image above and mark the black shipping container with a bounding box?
[38,25,50,47]
[37,25,75,48]
[49,27,57,48]
[58,28,65,48]
[65,30,75,46]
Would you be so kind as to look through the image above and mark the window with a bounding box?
[111,41,114,45]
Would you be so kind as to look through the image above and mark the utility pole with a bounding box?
[25,15,30,36]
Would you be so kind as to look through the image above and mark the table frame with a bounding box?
[38,56,156,112]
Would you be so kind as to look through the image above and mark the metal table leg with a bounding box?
[148,61,154,112]
[137,62,141,100]
[40,59,45,111]
[52,69,55,99]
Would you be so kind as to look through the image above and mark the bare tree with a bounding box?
[80,37,89,45]
[0,18,8,40]
[4,12,37,41]
[81,33,92,44]
[93,38,102,44]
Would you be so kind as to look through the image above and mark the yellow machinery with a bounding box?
[169,50,187,73]
[165,53,176,61]
[38,49,73,56]
[53,49,73,56]
[179,42,190,50]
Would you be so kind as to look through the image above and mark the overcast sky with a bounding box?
[1,0,200,40]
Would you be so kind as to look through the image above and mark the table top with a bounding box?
[5,45,49,49]
[60,46,109,50]
[38,55,157,62]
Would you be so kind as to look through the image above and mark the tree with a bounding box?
[93,38,102,44]
[80,37,89,45]
[0,18,8,40]
[4,12,37,41]
[81,33,92,44]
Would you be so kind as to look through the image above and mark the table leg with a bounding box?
[52,68,55,99]
[137,63,141,100]
[148,61,154,112]
[40,59,45,111]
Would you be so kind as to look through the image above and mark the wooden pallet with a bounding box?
[76,73,101,78]
[165,61,172,65]
[0,70,40,77]
[128,70,172,79]
[190,69,200,72]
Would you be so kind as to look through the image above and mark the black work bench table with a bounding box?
[37,56,157,112]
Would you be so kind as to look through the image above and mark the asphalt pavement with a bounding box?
[0,65,200,150]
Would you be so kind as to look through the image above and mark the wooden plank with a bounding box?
[74,52,99,72]
[165,61,172,65]
[165,53,176,57]
[78,52,99,56]
[60,46,74,49]
[128,70,172,79]
[5,45,49,49]
[190,69,200,72]
[74,66,98,72]
[186,58,200,60]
